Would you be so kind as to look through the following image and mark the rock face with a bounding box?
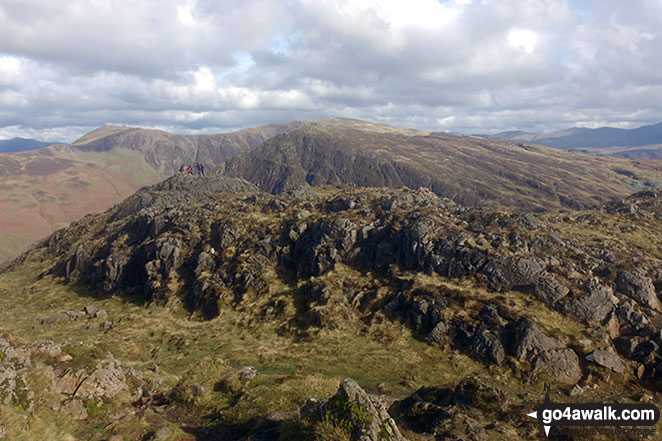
[303,378,408,441]
[616,270,661,311]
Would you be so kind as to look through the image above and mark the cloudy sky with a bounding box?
[0,0,661,141]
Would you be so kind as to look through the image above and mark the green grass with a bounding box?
[0,254,567,440]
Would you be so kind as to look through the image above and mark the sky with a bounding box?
[0,0,661,142]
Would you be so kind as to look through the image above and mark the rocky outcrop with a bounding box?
[303,378,408,441]
[0,337,32,409]
[568,279,617,322]
[390,377,507,440]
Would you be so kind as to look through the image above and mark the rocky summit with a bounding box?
[1,173,662,440]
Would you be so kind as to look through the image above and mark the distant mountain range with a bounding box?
[487,122,662,157]
[0,137,55,153]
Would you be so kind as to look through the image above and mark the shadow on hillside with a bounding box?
[67,280,149,307]
[180,418,283,441]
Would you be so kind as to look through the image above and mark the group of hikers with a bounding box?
[179,162,205,176]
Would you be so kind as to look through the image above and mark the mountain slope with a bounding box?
[221,121,662,211]
[2,174,662,440]
[0,122,301,263]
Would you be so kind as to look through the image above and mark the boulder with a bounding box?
[616,270,661,311]
[533,274,570,306]
[586,350,626,374]
[532,349,582,385]
[62,399,88,420]
[510,318,563,362]
[237,366,258,380]
[151,426,173,441]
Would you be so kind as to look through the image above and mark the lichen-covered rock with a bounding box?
[53,353,129,399]
[304,378,408,441]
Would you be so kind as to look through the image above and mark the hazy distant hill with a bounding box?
[0,137,54,153]
[491,122,662,157]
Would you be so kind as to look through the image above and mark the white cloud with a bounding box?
[508,28,538,54]
[0,56,21,85]
[0,0,661,139]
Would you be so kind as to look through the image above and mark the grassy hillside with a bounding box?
[0,147,160,263]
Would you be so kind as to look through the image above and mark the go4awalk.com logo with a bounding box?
[527,384,660,437]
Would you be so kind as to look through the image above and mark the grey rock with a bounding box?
[532,349,582,385]
[586,350,626,373]
[155,237,183,274]
[616,301,649,328]
[616,270,661,311]
[237,366,257,380]
[426,321,447,346]
[301,398,321,419]
[469,331,506,365]
[83,305,99,315]
[569,279,616,322]
[570,385,584,396]
[152,426,173,441]
[486,256,545,290]
[62,399,88,420]
[190,384,205,396]
[266,411,290,422]
[533,274,570,306]
[511,318,563,362]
